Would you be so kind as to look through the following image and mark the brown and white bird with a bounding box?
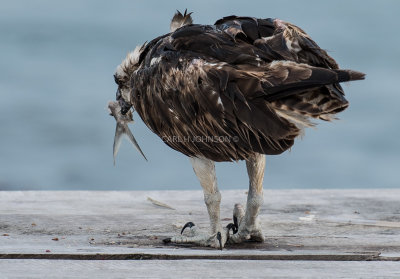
[108,10,365,249]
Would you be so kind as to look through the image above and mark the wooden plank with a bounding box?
[0,190,400,261]
[1,259,400,278]
[0,250,384,261]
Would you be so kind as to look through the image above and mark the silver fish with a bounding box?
[108,101,147,164]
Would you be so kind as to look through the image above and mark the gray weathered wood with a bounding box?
[0,190,400,261]
[1,259,400,278]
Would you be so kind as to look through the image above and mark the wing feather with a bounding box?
[130,17,364,161]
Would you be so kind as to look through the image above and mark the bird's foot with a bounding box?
[228,203,265,244]
[163,222,229,250]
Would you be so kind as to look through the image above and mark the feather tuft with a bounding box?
[170,9,193,32]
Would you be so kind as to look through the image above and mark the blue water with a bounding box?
[0,0,399,190]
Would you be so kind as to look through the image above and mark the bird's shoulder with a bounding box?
[214,15,339,69]
[137,15,339,73]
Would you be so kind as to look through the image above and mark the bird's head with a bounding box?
[108,44,147,163]
[113,44,145,113]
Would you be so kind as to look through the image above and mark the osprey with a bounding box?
[109,10,364,249]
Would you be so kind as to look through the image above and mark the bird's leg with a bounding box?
[164,157,228,249]
[229,153,265,243]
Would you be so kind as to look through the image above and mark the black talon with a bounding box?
[216,232,222,250]
[226,223,238,234]
[233,216,238,229]
[181,221,195,234]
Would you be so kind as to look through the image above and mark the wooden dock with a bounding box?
[1,190,400,278]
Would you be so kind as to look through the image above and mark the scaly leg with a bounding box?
[164,157,228,249]
[229,153,265,243]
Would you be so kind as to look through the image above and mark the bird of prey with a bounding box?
[108,10,365,249]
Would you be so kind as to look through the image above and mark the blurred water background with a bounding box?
[0,0,398,190]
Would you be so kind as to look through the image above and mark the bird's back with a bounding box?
[121,12,364,162]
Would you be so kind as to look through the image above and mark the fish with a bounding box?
[107,101,147,164]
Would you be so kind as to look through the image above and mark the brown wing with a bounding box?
[133,52,297,161]
[131,24,363,161]
[214,15,365,121]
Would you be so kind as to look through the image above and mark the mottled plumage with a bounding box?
[112,13,364,162]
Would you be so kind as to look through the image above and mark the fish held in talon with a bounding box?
[108,10,364,249]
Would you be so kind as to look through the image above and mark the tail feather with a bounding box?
[113,122,148,165]
[271,87,349,126]
[336,69,366,82]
